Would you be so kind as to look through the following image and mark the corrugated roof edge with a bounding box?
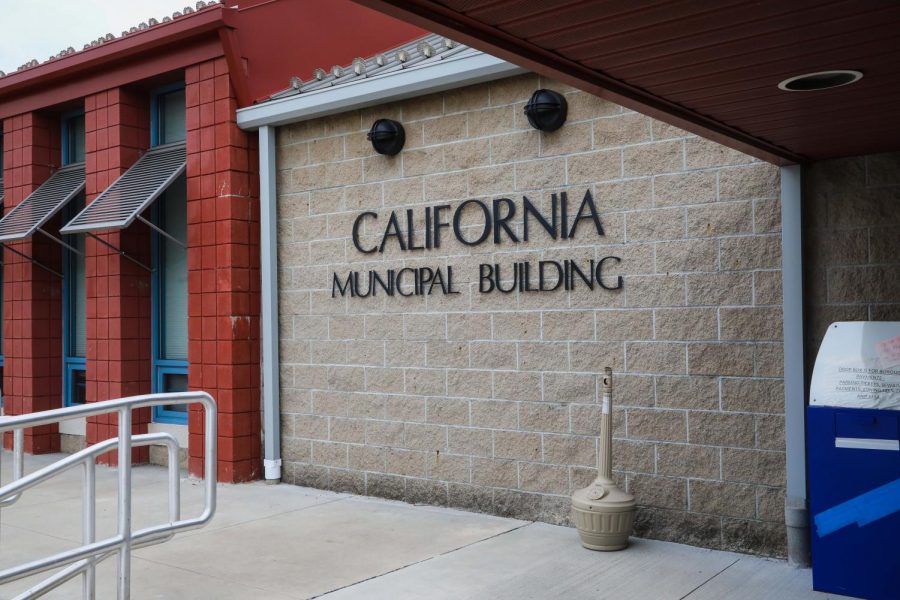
[268,33,465,99]
[236,33,523,130]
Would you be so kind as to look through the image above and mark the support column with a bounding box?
[781,164,810,567]
[84,88,152,465]
[186,58,261,482]
[1,113,62,454]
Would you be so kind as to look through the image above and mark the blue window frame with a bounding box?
[151,179,188,424]
[150,83,186,147]
[61,110,86,407]
[150,82,189,424]
[62,194,86,406]
[153,366,190,423]
[61,111,85,165]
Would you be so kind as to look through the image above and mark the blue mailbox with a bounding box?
[808,406,900,598]
[808,322,900,599]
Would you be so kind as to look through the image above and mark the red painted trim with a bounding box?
[0,7,225,99]
[228,0,426,105]
[218,27,252,108]
[353,0,802,165]
[0,1,424,117]
[0,38,224,120]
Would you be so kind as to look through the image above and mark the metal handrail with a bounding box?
[6,433,181,600]
[0,391,217,599]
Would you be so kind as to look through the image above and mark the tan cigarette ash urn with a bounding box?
[571,367,636,551]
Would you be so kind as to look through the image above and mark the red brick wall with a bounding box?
[185,58,261,482]
[1,67,261,481]
[1,113,63,453]
[84,88,152,464]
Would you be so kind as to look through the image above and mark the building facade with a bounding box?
[232,36,790,556]
[236,32,900,558]
[0,0,423,482]
[3,0,899,564]
[272,72,787,553]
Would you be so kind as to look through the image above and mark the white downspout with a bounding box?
[781,164,809,566]
[259,125,282,482]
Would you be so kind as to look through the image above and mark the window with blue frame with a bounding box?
[62,112,85,165]
[152,84,186,146]
[63,194,86,406]
[61,112,86,406]
[152,179,189,422]
[151,83,188,423]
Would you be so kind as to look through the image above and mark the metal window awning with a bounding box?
[60,142,187,272]
[0,163,84,242]
[0,163,85,277]
[61,142,186,236]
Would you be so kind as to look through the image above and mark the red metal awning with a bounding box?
[354,0,900,165]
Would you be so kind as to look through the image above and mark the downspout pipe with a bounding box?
[781,164,810,567]
[259,125,282,482]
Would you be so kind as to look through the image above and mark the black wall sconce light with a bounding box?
[367,119,405,155]
[524,89,568,132]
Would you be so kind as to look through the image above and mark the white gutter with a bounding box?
[781,164,809,567]
[237,51,524,130]
[259,124,281,482]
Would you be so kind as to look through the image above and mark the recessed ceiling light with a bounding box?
[778,70,863,92]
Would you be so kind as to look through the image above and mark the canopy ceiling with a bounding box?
[355,0,900,165]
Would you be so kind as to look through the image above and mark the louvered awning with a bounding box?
[61,142,186,235]
[0,163,85,243]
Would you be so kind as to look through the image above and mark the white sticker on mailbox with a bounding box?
[810,321,900,410]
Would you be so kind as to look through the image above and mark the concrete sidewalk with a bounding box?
[1,453,837,599]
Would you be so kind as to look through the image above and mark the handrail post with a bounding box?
[116,408,132,600]
[13,429,24,483]
[82,459,96,599]
[0,429,25,513]
[167,438,180,523]
[205,400,218,519]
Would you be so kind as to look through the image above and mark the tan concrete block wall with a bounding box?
[275,73,785,556]
[804,153,900,372]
